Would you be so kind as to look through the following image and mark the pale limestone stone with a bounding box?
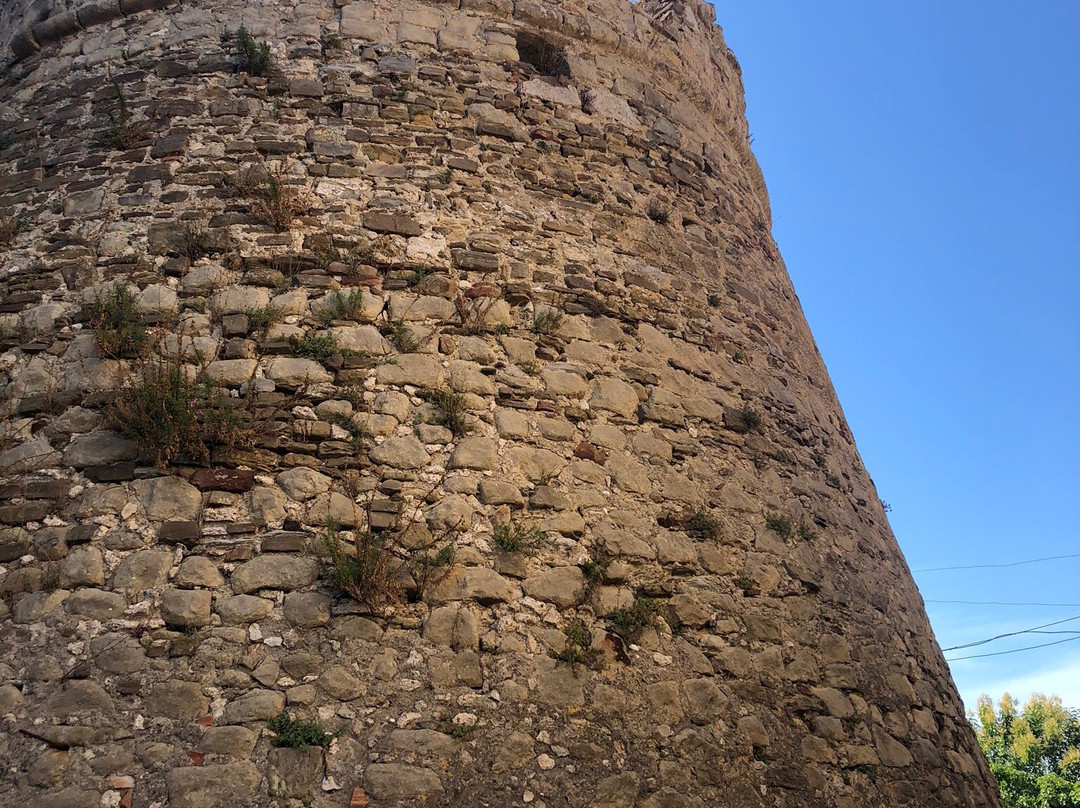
[265,357,334,387]
[275,467,332,501]
[449,436,498,470]
[134,476,203,521]
[369,435,430,469]
[161,589,212,627]
[231,556,319,594]
[204,358,258,387]
[590,377,640,418]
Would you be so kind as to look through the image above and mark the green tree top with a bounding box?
[973,693,1080,808]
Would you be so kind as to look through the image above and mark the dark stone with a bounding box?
[159,521,202,545]
[452,250,499,273]
[83,463,138,482]
[32,13,81,46]
[120,0,178,14]
[363,212,422,237]
[477,119,526,142]
[289,79,323,97]
[157,60,193,78]
[11,31,40,60]
[190,468,256,493]
[377,55,417,75]
[0,532,30,562]
[66,524,96,544]
[221,313,249,337]
[77,2,123,29]
[447,157,479,173]
[260,531,308,553]
[0,502,52,525]
[0,480,68,500]
[256,139,303,155]
[151,133,189,158]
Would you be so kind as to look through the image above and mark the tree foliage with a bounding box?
[974,693,1080,808]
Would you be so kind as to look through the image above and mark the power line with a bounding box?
[927,600,1080,608]
[914,553,1080,573]
[946,635,1080,661]
[940,615,1080,652]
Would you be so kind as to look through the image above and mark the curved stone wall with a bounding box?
[0,2,1002,807]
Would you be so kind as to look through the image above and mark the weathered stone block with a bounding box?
[165,762,262,808]
[161,588,212,627]
[231,555,319,594]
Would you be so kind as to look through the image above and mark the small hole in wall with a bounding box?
[515,31,570,79]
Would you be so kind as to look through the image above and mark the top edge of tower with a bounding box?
[1,0,736,73]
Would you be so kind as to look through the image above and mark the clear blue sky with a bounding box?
[717,2,1080,710]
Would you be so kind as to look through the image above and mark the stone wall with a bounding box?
[0,2,1003,807]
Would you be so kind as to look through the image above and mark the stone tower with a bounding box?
[0,2,1003,807]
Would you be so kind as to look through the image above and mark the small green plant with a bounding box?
[228,163,310,231]
[492,519,548,555]
[100,82,151,150]
[853,764,878,783]
[731,348,748,365]
[454,294,497,336]
[647,198,671,225]
[314,241,373,277]
[765,512,794,539]
[684,511,723,541]
[578,552,611,603]
[318,288,365,323]
[230,26,273,76]
[423,388,470,437]
[797,519,816,541]
[83,285,150,359]
[727,405,762,434]
[267,711,333,749]
[607,597,665,640]
[740,406,762,431]
[289,333,341,364]
[766,449,794,465]
[448,723,475,740]
[387,319,421,353]
[579,553,611,589]
[734,573,756,594]
[707,293,722,307]
[318,520,397,611]
[431,543,456,567]
[532,307,563,335]
[177,221,220,261]
[324,411,367,447]
[320,32,343,52]
[437,168,453,184]
[337,385,367,411]
[108,355,268,466]
[246,304,284,334]
[551,619,604,672]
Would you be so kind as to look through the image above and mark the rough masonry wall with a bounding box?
[0,2,1003,807]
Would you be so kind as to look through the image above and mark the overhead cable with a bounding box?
[940,615,1080,652]
[914,553,1080,573]
[946,634,1080,661]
